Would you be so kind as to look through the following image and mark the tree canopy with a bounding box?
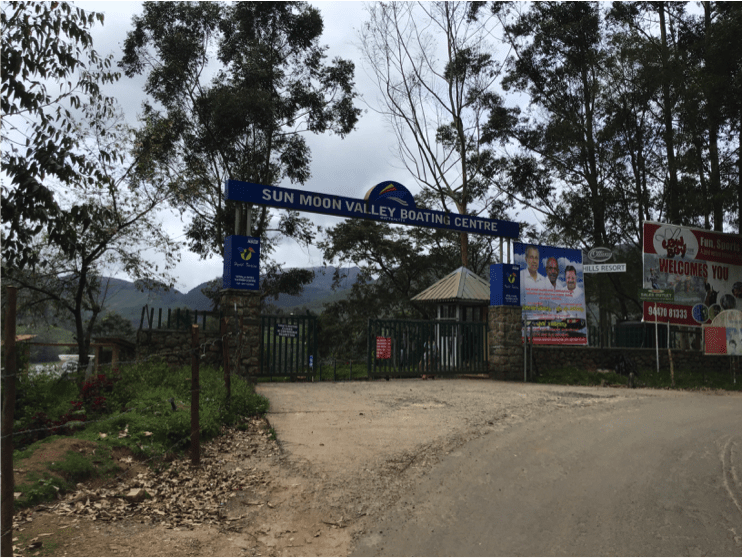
[119,1,361,263]
[1,1,119,270]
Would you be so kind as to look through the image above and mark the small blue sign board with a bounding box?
[490,263,521,306]
[223,235,260,290]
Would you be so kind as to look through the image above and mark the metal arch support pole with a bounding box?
[246,205,252,237]
[499,237,503,263]
[507,239,511,265]
[523,322,528,382]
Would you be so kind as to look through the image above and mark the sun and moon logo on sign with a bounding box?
[364,181,417,210]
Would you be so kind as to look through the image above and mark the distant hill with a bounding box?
[265,266,361,311]
[103,266,361,326]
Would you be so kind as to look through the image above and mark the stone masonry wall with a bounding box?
[135,328,223,368]
[135,289,261,377]
[488,306,523,380]
[220,289,261,378]
[487,305,731,381]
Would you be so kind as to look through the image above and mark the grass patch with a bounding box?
[10,360,270,509]
[536,367,629,387]
[536,364,741,391]
[13,438,119,510]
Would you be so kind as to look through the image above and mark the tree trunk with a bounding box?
[704,1,724,231]
[738,127,742,231]
[658,3,680,224]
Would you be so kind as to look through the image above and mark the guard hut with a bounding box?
[411,267,489,371]
[412,267,490,322]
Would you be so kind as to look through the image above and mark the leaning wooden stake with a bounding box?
[2,287,18,557]
[191,325,200,467]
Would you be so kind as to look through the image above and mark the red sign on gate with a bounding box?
[376,336,391,359]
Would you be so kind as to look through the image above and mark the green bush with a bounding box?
[13,360,269,459]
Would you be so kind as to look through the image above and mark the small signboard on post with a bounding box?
[275,324,299,338]
[639,289,674,303]
[489,263,521,306]
[376,336,392,359]
[223,235,260,290]
[584,263,626,273]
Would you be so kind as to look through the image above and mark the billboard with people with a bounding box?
[514,243,587,345]
[642,221,742,326]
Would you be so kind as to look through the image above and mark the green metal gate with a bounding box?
[367,319,487,378]
[260,315,317,380]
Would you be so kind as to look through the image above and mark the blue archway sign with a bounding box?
[225,179,520,239]
[224,179,519,291]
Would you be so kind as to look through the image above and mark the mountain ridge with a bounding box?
[102,266,361,325]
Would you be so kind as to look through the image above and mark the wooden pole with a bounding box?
[654,304,660,375]
[190,325,200,467]
[667,319,675,387]
[221,317,231,403]
[2,286,18,557]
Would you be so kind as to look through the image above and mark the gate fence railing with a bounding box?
[139,305,221,333]
[368,318,487,378]
[259,314,317,379]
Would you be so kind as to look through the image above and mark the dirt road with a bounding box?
[16,379,741,556]
[260,380,742,557]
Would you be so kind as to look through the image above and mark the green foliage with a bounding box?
[11,360,269,509]
[359,2,517,269]
[120,1,361,262]
[1,1,119,270]
[536,367,629,387]
[92,311,136,341]
[14,473,70,510]
[13,438,119,510]
[535,364,741,392]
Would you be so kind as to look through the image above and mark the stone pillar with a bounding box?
[220,289,261,378]
[487,306,522,380]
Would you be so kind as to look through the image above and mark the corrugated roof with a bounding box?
[411,267,489,303]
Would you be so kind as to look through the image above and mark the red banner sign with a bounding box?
[643,222,742,326]
[376,336,391,359]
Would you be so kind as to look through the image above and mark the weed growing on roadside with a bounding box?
[12,360,270,508]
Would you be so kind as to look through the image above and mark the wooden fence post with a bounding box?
[221,318,230,403]
[2,286,18,557]
[190,325,200,467]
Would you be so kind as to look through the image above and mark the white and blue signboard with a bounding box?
[223,235,260,290]
[490,263,521,306]
[225,179,519,239]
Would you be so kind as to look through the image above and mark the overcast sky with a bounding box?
[77,1,526,293]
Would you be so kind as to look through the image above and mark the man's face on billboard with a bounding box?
[566,270,577,290]
[526,248,539,274]
[546,258,559,285]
